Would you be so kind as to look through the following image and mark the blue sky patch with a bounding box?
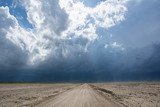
[0,0,33,29]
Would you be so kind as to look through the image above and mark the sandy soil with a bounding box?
[94,82,160,107]
[0,82,160,107]
[0,83,77,107]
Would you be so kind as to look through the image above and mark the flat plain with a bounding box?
[0,82,160,107]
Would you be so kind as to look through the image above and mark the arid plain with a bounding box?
[0,82,160,107]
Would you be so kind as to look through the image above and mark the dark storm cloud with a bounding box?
[0,43,160,82]
[5,42,158,82]
[0,38,27,69]
[0,34,28,82]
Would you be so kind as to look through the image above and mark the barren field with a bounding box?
[0,82,160,107]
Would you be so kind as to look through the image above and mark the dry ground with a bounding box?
[0,82,160,107]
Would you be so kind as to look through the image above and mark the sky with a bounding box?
[0,0,160,82]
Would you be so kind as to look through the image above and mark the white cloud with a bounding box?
[24,0,45,29]
[0,5,56,64]
[0,6,17,34]
[104,42,125,51]
[112,42,121,48]
[111,42,125,51]
[0,0,129,65]
[104,44,109,49]
[59,0,127,41]
[0,0,68,64]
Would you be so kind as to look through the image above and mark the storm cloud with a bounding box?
[0,0,160,82]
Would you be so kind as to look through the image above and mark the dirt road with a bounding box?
[35,83,123,107]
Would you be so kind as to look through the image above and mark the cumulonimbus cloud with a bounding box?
[0,0,128,65]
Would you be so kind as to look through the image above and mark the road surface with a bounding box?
[35,83,124,107]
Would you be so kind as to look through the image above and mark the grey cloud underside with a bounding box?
[0,42,160,82]
[0,0,160,82]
